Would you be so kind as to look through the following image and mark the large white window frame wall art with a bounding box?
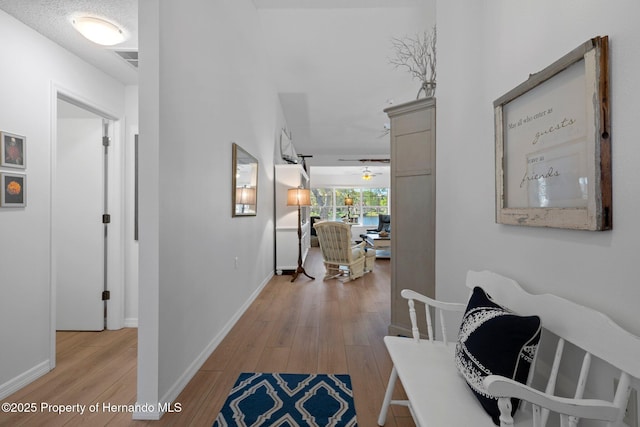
[494,36,610,231]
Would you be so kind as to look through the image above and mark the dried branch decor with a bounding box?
[389,26,437,99]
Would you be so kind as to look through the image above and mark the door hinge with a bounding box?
[102,214,111,224]
[102,136,110,147]
[102,290,111,301]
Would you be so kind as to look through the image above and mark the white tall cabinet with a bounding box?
[275,164,311,275]
[385,97,436,336]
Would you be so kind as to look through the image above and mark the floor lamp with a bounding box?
[344,195,353,222]
[287,187,315,282]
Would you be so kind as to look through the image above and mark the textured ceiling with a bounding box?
[253,0,421,8]
[0,0,138,85]
[0,0,433,170]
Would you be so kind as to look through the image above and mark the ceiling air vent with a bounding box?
[114,50,138,68]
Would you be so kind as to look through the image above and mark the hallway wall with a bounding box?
[137,0,285,415]
[436,0,640,399]
[124,86,139,327]
[0,9,127,398]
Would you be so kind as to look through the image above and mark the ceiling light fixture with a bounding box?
[72,16,126,46]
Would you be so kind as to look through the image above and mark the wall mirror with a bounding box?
[232,143,258,216]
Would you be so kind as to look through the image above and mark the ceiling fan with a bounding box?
[337,158,390,163]
[345,166,380,180]
[361,167,377,181]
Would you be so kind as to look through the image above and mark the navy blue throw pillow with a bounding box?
[455,287,541,425]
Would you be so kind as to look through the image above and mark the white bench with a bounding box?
[378,270,640,427]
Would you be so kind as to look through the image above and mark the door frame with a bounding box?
[50,85,125,369]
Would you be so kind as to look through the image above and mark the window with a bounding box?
[310,187,389,226]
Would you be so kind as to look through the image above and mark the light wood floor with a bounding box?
[0,248,413,426]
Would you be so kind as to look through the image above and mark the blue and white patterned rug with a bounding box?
[212,373,358,427]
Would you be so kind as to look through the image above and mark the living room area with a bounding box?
[308,167,392,257]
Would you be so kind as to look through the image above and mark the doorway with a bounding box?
[50,88,128,366]
[55,98,110,331]
[46,87,131,371]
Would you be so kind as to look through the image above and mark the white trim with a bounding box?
[124,318,139,328]
[49,83,126,370]
[132,271,274,420]
[124,317,138,328]
[0,360,50,400]
[49,85,58,371]
[106,115,126,331]
[309,187,390,224]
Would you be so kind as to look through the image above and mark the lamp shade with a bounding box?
[344,197,354,206]
[287,188,311,206]
[236,186,256,205]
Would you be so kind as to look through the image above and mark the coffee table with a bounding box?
[364,233,391,258]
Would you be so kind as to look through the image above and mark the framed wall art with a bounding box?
[280,128,298,164]
[494,36,610,230]
[1,131,26,169]
[1,172,26,207]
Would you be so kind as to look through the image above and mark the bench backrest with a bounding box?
[467,270,640,426]
[467,271,640,380]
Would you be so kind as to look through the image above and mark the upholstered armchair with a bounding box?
[360,214,391,243]
[366,214,391,234]
[313,221,369,281]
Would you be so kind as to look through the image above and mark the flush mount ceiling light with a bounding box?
[72,16,127,46]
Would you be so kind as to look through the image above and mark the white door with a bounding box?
[55,99,107,331]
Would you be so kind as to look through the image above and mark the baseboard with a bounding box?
[388,324,412,338]
[0,360,50,400]
[130,404,162,420]
[133,271,274,420]
[124,317,138,328]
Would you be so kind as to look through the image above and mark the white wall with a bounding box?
[124,86,139,327]
[436,0,640,399]
[137,0,284,415]
[0,10,126,398]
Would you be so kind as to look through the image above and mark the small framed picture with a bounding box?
[1,131,26,168]
[1,172,26,207]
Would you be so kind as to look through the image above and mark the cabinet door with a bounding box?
[388,99,436,336]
